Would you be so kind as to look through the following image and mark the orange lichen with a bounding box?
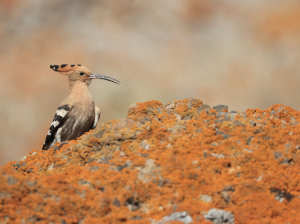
[1,98,300,223]
[128,100,164,117]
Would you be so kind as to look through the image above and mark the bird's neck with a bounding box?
[68,81,92,102]
[69,77,91,90]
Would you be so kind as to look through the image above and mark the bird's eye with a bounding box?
[80,72,84,76]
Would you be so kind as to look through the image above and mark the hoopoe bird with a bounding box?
[42,64,120,150]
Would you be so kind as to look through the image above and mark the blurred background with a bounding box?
[1,0,300,165]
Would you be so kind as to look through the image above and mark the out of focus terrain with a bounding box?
[2,98,300,223]
[1,0,300,165]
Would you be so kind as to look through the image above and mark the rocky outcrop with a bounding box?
[1,98,300,223]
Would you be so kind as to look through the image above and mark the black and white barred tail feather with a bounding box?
[42,104,71,150]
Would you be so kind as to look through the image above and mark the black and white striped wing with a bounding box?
[42,104,71,150]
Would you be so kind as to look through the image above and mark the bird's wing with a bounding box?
[42,104,72,150]
[91,106,101,129]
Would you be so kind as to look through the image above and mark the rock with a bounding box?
[213,105,229,112]
[1,98,300,223]
[160,211,193,224]
[204,209,235,224]
[200,194,212,203]
[139,140,151,150]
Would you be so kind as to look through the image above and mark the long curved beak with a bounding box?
[90,74,121,84]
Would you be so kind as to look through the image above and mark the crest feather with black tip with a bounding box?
[50,64,91,76]
[50,64,87,72]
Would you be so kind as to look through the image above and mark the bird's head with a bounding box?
[50,64,120,85]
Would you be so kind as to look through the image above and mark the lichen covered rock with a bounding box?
[1,98,300,223]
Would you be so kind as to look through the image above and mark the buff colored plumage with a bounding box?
[42,64,120,150]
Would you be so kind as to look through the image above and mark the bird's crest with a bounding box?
[50,64,91,74]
